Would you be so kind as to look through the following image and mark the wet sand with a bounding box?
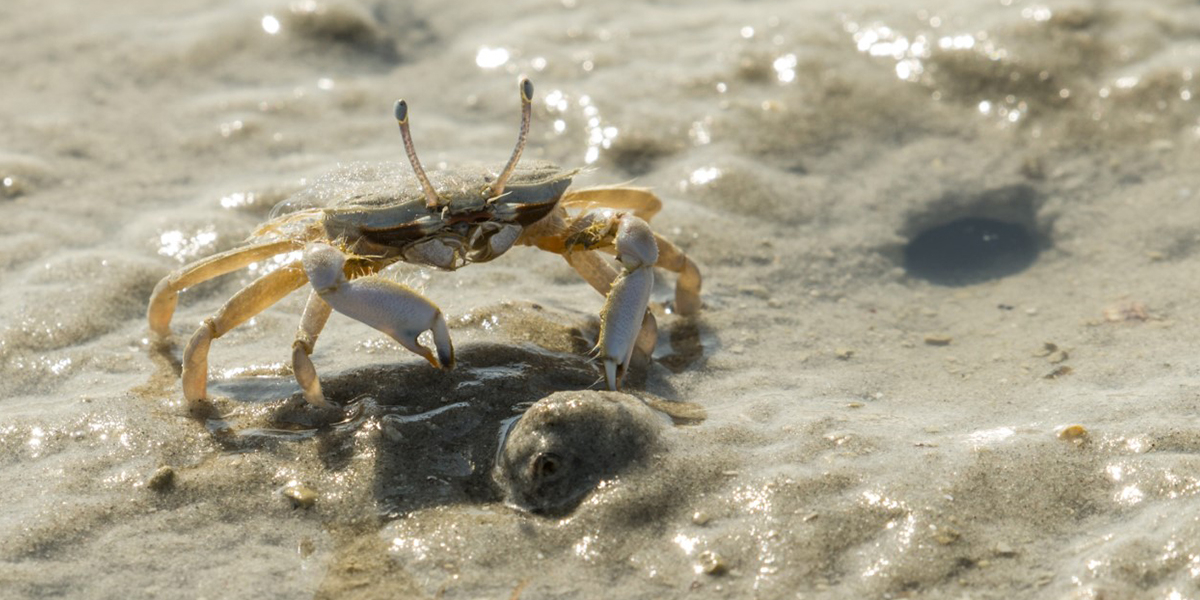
[3,0,1200,598]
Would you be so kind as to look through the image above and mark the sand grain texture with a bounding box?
[2,0,1200,598]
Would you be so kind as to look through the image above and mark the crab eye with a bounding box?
[532,452,562,480]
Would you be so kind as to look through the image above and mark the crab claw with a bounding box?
[303,242,454,370]
[595,215,658,390]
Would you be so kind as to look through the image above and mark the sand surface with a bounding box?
[4,0,1200,598]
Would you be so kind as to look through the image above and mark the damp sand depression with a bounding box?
[4,0,1200,598]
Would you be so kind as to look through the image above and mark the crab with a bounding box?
[147,78,701,411]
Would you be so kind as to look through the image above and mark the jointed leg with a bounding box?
[561,189,701,316]
[148,240,298,337]
[650,234,702,315]
[292,290,333,407]
[564,249,618,295]
[554,204,701,389]
[182,262,309,407]
[561,187,662,221]
[554,210,661,389]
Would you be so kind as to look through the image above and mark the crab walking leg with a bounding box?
[635,310,658,361]
[650,233,702,316]
[561,187,663,222]
[148,240,298,338]
[182,262,309,404]
[292,290,334,407]
[564,249,618,295]
[595,215,659,390]
[303,242,454,371]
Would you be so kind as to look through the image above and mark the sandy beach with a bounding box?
[3,0,1200,598]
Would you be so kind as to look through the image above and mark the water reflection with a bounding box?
[542,89,619,165]
[157,227,218,263]
[261,15,281,35]
[841,15,1041,129]
[859,490,915,580]
[475,46,510,69]
[964,425,1015,446]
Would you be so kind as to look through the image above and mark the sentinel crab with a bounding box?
[147,78,701,411]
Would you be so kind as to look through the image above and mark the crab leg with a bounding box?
[303,242,454,371]
[148,239,298,337]
[182,261,309,405]
[561,187,700,315]
[650,233,702,315]
[561,187,662,221]
[595,215,659,390]
[292,290,334,407]
[564,249,618,295]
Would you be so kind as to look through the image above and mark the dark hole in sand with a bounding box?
[904,217,1039,286]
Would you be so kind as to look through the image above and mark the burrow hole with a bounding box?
[902,185,1048,286]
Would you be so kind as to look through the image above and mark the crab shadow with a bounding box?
[352,343,602,516]
[211,342,662,517]
[197,296,716,517]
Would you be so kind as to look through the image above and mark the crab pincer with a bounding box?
[303,241,455,371]
[594,214,658,390]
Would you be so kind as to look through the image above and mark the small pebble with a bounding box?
[1059,425,1088,444]
[298,538,316,558]
[697,550,728,575]
[692,511,711,526]
[1044,366,1073,379]
[146,466,175,491]
[737,284,770,299]
[835,348,854,360]
[924,334,952,346]
[282,481,318,509]
[934,528,961,545]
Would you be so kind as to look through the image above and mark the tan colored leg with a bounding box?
[148,239,297,337]
[651,234,701,315]
[635,310,658,359]
[564,249,619,295]
[561,187,662,221]
[292,290,333,407]
[182,262,309,407]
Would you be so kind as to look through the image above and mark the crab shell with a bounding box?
[268,161,577,270]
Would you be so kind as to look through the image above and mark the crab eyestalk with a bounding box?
[489,77,534,200]
[394,99,441,210]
